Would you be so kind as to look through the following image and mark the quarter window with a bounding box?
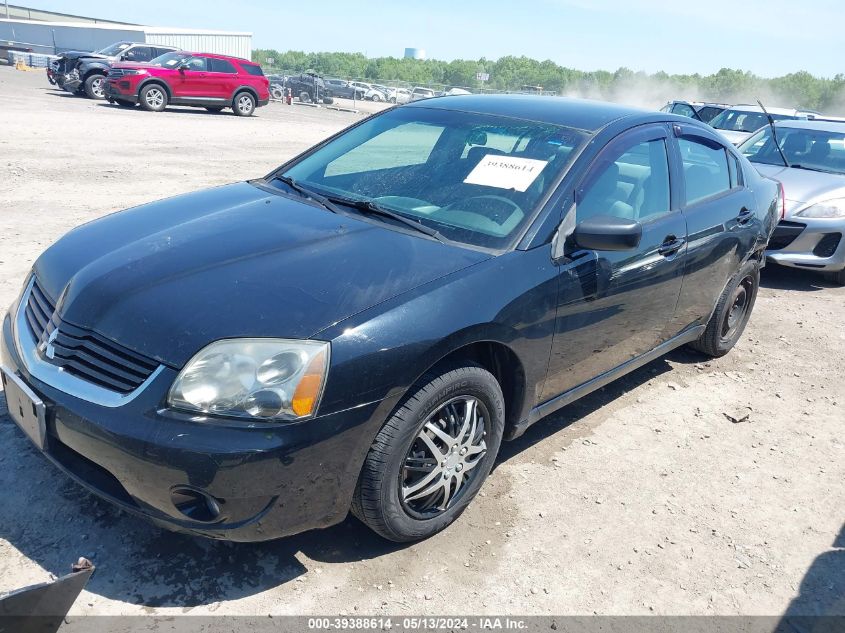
[242,63,264,76]
[678,138,731,205]
[577,138,671,223]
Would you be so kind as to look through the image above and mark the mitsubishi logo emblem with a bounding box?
[38,326,59,360]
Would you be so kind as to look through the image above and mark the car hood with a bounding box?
[753,163,845,215]
[32,182,489,367]
[60,51,111,62]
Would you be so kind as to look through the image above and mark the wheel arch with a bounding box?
[81,66,107,80]
[404,337,528,441]
[138,78,171,99]
[232,85,258,105]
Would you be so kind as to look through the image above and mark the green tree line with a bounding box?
[252,48,845,114]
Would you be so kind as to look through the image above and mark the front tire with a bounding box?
[233,92,256,116]
[352,363,504,542]
[689,259,760,357]
[83,74,106,99]
[139,84,167,112]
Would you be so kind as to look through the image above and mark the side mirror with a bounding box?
[572,215,642,251]
[178,63,189,72]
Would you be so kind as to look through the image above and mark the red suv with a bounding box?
[105,51,270,116]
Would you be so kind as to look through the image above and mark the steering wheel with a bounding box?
[441,195,523,225]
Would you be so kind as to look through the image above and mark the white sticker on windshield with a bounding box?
[464,155,549,192]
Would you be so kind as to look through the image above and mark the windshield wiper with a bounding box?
[274,175,340,214]
[325,195,445,242]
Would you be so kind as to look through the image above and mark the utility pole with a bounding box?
[5,0,10,19]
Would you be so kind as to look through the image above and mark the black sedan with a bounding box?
[1,95,779,542]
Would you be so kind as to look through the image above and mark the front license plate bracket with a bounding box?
[1,365,47,450]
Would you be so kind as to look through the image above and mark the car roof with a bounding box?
[184,51,253,62]
[727,104,816,116]
[405,94,647,132]
[774,119,845,133]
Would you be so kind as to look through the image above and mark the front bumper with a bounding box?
[766,217,845,272]
[105,80,139,103]
[1,310,392,541]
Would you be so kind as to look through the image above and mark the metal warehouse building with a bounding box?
[0,5,252,59]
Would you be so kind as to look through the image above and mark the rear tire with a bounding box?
[299,90,311,103]
[139,84,167,112]
[824,267,845,286]
[83,74,106,99]
[233,92,256,116]
[689,259,760,358]
[352,363,504,542]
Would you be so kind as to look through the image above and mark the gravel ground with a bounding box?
[0,65,843,619]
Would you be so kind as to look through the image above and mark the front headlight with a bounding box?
[796,198,845,218]
[168,339,330,422]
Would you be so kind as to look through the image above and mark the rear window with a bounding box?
[242,63,264,76]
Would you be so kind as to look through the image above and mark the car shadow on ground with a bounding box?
[761,265,839,291]
[780,522,845,619]
[0,346,699,608]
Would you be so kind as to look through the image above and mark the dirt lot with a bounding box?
[0,65,843,619]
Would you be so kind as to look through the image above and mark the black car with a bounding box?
[285,72,333,104]
[53,41,180,99]
[1,96,778,543]
[324,78,366,100]
[660,100,730,124]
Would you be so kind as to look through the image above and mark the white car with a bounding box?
[365,84,390,102]
[709,105,819,145]
[386,87,411,104]
[443,87,472,96]
[410,87,435,101]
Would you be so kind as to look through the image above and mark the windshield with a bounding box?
[149,52,191,68]
[710,109,795,133]
[739,126,845,174]
[97,42,132,56]
[274,107,587,249]
[696,106,725,124]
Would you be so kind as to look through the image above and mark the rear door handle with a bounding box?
[658,236,686,257]
[737,207,754,224]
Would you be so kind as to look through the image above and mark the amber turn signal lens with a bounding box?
[291,349,328,417]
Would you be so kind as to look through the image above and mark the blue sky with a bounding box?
[32,0,844,78]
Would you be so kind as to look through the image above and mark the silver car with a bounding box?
[739,120,845,284]
[710,105,817,146]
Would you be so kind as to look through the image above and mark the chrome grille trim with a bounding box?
[13,277,164,408]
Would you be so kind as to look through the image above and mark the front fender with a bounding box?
[316,248,559,426]
[79,62,108,78]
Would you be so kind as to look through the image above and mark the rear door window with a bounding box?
[209,58,237,74]
[123,46,153,62]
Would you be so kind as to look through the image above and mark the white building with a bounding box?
[1,12,252,59]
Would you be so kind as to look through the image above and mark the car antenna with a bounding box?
[757,99,790,167]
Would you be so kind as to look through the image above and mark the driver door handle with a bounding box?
[658,236,686,257]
